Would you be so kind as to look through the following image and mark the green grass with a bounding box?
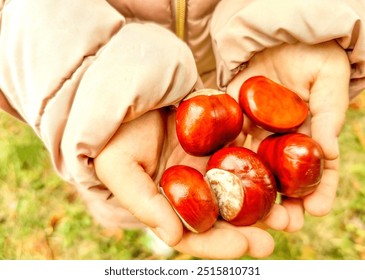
[0,94,364,260]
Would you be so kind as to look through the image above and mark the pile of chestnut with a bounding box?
[159,76,324,233]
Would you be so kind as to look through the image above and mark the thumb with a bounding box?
[95,153,183,247]
[309,43,350,160]
[305,43,350,215]
[93,111,184,247]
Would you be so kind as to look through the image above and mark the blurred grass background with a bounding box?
[0,94,364,260]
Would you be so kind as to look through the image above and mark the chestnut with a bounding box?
[159,165,219,233]
[176,89,243,156]
[205,146,277,226]
[239,76,308,133]
[257,133,324,198]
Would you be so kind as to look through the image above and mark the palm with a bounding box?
[226,41,350,230]
[94,108,277,259]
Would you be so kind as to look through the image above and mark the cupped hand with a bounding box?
[94,107,280,259]
[226,41,351,232]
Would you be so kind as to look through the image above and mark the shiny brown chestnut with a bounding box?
[176,89,243,156]
[257,133,324,198]
[239,76,308,133]
[205,146,277,226]
[159,165,219,233]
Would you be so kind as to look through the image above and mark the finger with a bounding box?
[307,45,350,216]
[241,114,272,152]
[174,227,249,259]
[175,221,274,259]
[309,43,350,160]
[240,227,275,258]
[93,110,184,247]
[303,158,340,217]
[281,198,305,232]
[96,154,183,247]
[260,203,290,231]
[215,222,275,258]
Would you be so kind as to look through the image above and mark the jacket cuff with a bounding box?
[41,23,198,191]
[211,0,365,98]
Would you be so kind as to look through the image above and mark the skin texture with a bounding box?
[94,40,350,259]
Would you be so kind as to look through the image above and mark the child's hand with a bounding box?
[226,41,351,232]
[93,108,288,259]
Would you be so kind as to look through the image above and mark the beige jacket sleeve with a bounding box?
[0,0,198,193]
[211,0,365,99]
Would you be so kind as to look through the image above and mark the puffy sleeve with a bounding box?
[0,0,198,193]
[210,0,365,99]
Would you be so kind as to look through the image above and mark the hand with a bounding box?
[93,108,287,259]
[226,41,351,232]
